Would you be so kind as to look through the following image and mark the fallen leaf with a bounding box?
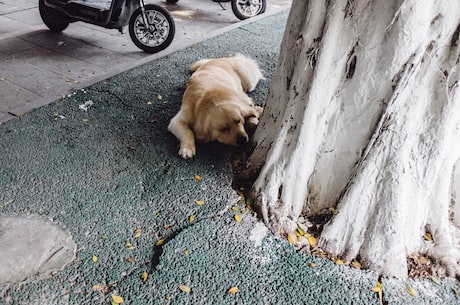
[227,286,239,294]
[371,281,383,304]
[335,259,345,265]
[92,255,98,263]
[189,214,195,222]
[163,224,173,229]
[194,175,202,181]
[157,95,163,100]
[183,249,189,255]
[231,207,241,212]
[234,214,242,223]
[418,256,428,265]
[295,227,305,236]
[81,118,89,123]
[134,228,142,238]
[195,200,205,206]
[92,284,101,291]
[125,257,135,263]
[112,295,124,304]
[306,234,317,246]
[431,276,442,285]
[147,101,152,105]
[423,232,433,241]
[309,262,316,268]
[179,285,191,293]
[141,271,148,282]
[407,285,417,297]
[125,242,135,250]
[287,233,297,245]
[351,261,362,269]
[101,234,108,239]
[155,239,165,246]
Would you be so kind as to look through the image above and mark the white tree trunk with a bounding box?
[243,0,460,278]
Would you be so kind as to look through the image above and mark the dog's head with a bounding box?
[195,101,262,146]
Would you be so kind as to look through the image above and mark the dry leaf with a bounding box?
[423,232,433,241]
[163,224,173,229]
[431,276,442,285]
[189,214,195,222]
[351,261,362,269]
[179,285,191,293]
[309,262,316,268]
[407,285,417,297]
[81,118,89,123]
[234,214,242,223]
[125,257,135,263]
[157,95,163,100]
[335,259,345,265]
[141,271,148,282]
[125,242,135,250]
[92,255,98,263]
[371,281,383,304]
[92,284,101,291]
[227,286,239,294]
[134,228,142,238]
[287,233,297,245]
[418,256,428,265]
[194,175,202,181]
[306,234,317,246]
[195,200,205,206]
[112,295,124,304]
[155,239,165,246]
[183,249,189,255]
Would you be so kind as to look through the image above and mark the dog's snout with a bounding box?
[236,134,249,146]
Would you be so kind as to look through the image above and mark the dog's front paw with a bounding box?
[178,145,196,159]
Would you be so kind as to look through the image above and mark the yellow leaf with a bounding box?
[306,234,317,246]
[407,286,417,297]
[227,286,239,294]
[287,233,297,245]
[195,200,205,206]
[423,232,433,241]
[371,281,383,305]
[183,249,189,255]
[234,214,242,223]
[179,285,191,293]
[189,214,195,222]
[111,295,124,304]
[194,175,202,181]
[92,284,101,291]
[418,256,428,265]
[125,242,135,249]
[335,259,345,265]
[351,261,362,269]
[155,239,165,246]
[134,227,142,238]
[141,271,148,282]
[280,228,285,235]
[92,255,98,263]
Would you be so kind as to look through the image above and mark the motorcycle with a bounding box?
[38,0,176,53]
[165,0,266,20]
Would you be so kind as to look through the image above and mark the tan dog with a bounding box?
[168,54,264,159]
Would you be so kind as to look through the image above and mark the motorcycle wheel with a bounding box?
[129,4,175,53]
[38,0,70,32]
[231,0,266,20]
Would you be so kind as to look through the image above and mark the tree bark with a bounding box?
[240,0,460,278]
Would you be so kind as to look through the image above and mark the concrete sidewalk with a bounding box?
[0,5,459,305]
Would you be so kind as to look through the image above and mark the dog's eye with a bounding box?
[234,119,241,124]
[220,125,231,133]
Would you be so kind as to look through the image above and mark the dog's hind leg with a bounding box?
[168,114,196,159]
